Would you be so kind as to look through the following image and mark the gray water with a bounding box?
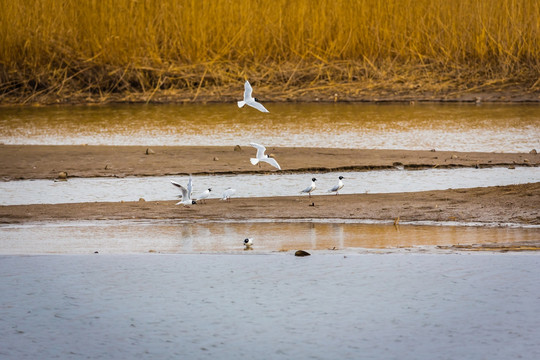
[1,167,538,205]
[1,254,539,360]
[1,103,539,152]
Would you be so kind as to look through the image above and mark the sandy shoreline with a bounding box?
[1,145,538,231]
[1,182,539,226]
[1,145,537,180]
[1,85,539,106]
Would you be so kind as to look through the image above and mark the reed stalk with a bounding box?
[1,0,538,103]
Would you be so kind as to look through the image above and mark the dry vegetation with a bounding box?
[1,0,539,104]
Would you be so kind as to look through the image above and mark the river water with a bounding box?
[1,220,539,254]
[1,103,539,152]
[1,103,540,359]
[1,254,539,360]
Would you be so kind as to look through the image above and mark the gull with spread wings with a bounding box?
[237,80,269,113]
[249,142,281,170]
[171,175,197,206]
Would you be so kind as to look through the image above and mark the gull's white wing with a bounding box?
[329,184,339,192]
[171,180,183,189]
[262,157,281,170]
[172,181,188,198]
[246,100,269,113]
[244,80,253,101]
[249,142,266,159]
[187,175,193,200]
[301,184,313,193]
[171,180,188,198]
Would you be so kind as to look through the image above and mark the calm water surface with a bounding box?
[1,103,538,151]
[1,254,539,359]
[1,220,538,254]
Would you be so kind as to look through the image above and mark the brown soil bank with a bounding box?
[2,83,539,106]
[1,183,539,225]
[1,145,537,181]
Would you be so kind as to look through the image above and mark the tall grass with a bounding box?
[1,0,539,102]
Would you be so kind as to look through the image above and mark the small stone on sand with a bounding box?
[57,171,68,180]
[295,250,311,257]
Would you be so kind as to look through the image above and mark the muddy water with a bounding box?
[1,103,538,152]
[1,167,538,205]
[0,220,538,254]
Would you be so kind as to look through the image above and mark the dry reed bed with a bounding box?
[1,0,539,104]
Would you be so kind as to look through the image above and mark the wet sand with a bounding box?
[0,145,538,230]
[1,182,538,225]
[1,145,537,180]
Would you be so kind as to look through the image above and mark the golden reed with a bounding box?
[1,0,538,102]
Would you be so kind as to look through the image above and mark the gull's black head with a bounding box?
[312,178,317,182]
[244,238,249,244]
[192,200,197,204]
[339,176,344,180]
[208,188,212,192]
[254,97,259,102]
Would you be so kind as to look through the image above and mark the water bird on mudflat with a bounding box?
[221,187,236,201]
[244,238,253,250]
[328,176,345,195]
[300,178,317,197]
[172,175,197,206]
[237,80,269,113]
[196,188,212,203]
[249,142,281,170]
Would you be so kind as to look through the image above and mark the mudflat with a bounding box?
[1,145,537,180]
[1,183,538,225]
[0,145,538,226]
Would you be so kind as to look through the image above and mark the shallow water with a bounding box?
[1,103,538,152]
[1,167,538,205]
[1,220,538,254]
[1,254,539,360]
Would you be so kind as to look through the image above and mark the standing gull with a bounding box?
[244,238,253,250]
[249,142,281,170]
[300,178,317,197]
[172,175,196,206]
[196,188,212,204]
[221,188,236,201]
[328,176,345,195]
[237,80,269,113]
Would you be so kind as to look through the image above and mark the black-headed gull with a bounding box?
[300,178,317,197]
[237,80,269,113]
[328,176,345,195]
[249,142,281,170]
[196,188,212,203]
[171,175,196,206]
[221,187,236,201]
[244,238,253,250]
[171,179,192,199]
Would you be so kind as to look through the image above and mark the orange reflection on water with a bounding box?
[1,221,538,254]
